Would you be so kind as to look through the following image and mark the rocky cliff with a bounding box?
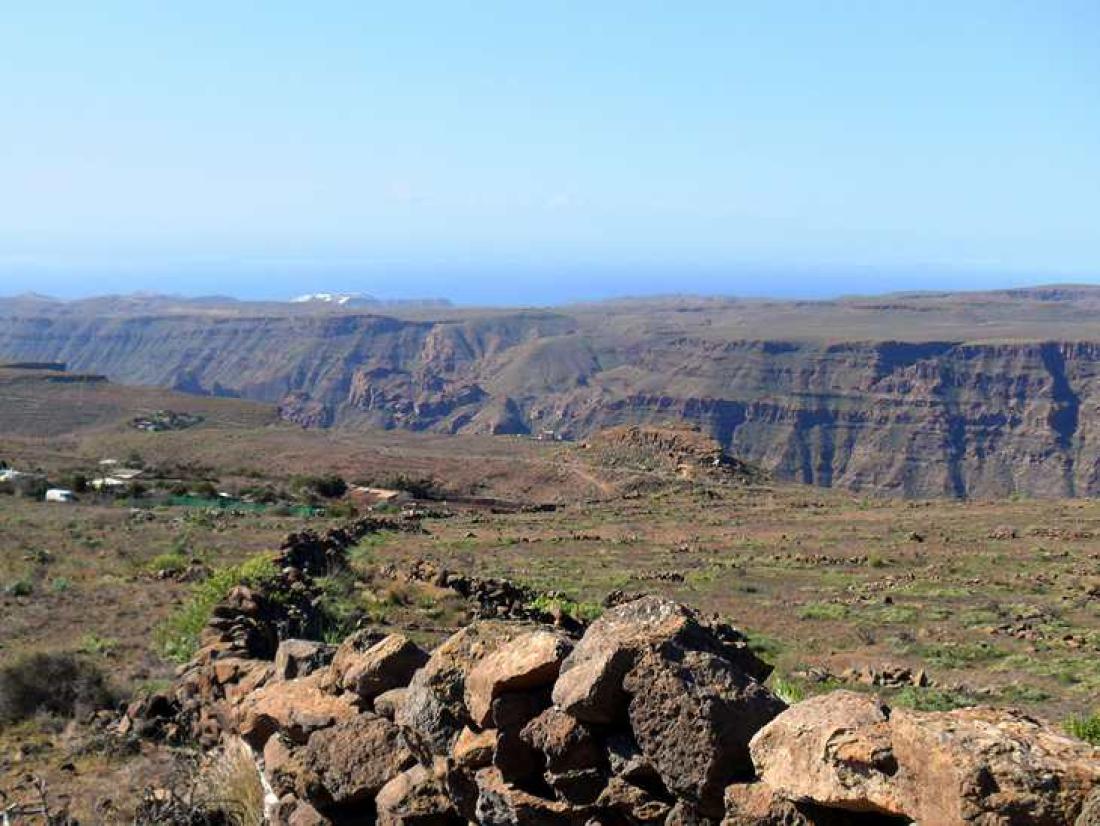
[3,288,1100,497]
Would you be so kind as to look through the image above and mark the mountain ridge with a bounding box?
[4,285,1100,497]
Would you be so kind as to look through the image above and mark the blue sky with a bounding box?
[1,1,1098,303]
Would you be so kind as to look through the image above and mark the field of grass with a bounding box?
[1,398,1099,818]
[353,484,1100,720]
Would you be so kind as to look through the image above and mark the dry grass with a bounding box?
[197,738,266,826]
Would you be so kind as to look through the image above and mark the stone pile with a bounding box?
[130,517,416,746]
[387,558,584,629]
[228,596,1099,825]
[125,520,1100,825]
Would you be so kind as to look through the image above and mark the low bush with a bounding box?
[382,473,442,500]
[0,652,116,725]
[292,474,347,500]
[5,578,34,597]
[147,552,189,576]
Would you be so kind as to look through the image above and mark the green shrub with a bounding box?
[890,686,977,712]
[315,572,362,643]
[293,474,348,500]
[528,594,603,623]
[79,633,119,657]
[382,474,441,500]
[155,554,280,663]
[798,602,848,621]
[0,652,116,724]
[769,675,807,704]
[5,579,33,597]
[1065,712,1100,746]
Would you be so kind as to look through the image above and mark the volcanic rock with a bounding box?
[750,690,1100,824]
[465,630,573,727]
[622,648,785,817]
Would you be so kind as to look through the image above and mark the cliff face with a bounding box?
[2,293,1100,498]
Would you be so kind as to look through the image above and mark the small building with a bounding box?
[45,488,76,503]
[0,469,25,483]
[91,477,128,490]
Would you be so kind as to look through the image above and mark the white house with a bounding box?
[0,469,25,483]
[91,477,128,490]
[45,488,76,503]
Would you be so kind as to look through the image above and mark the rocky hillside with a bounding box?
[4,287,1100,497]
[123,520,1100,825]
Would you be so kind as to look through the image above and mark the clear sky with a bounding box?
[1,1,1098,303]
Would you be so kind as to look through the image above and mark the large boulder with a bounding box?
[622,648,785,817]
[297,713,416,810]
[552,597,770,725]
[751,691,1100,825]
[238,671,360,748]
[321,628,386,691]
[465,630,573,727]
[395,622,537,758]
[749,691,895,814]
[325,632,429,701]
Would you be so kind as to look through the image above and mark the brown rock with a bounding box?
[273,639,334,681]
[547,768,607,807]
[595,777,670,824]
[286,800,331,826]
[297,712,415,809]
[238,671,360,748]
[465,630,573,727]
[212,656,262,686]
[376,763,462,826]
[322,628,386,689]
[491,693,549,785]
[622,648,785,817]
[263,733,305,798]
[474,766,590,825]
[552,597,770,725]
[1077,787,1100,826]
[224,660,274,703]
[331,633,429,700]
[751,691,1100,825]
[720,784,845,826]
[520,707,603,774]
[890,704,1100,824]
[453,726,497,770]
[664,800,718,826]
[374,687,408,719]
[396,622,535,758]
[749,692,895,814]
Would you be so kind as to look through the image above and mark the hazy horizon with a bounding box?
[2,264,1099,307]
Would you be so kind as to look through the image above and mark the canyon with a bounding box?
[3,286,1100,498]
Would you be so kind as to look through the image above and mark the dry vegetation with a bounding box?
[0,378,1098,819]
